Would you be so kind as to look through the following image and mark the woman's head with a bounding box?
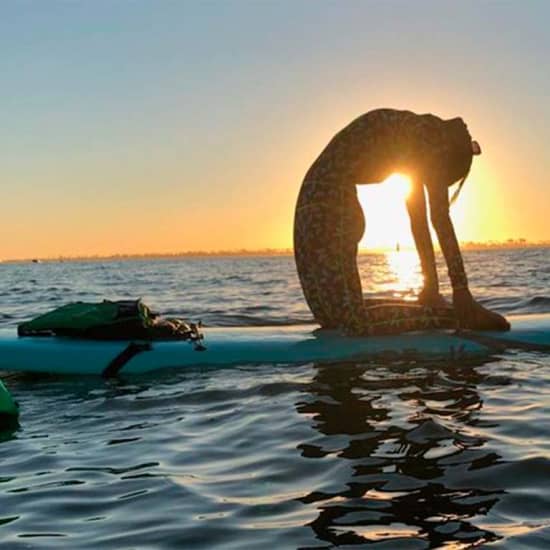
[442,117,481,204]
[444,117,473,182]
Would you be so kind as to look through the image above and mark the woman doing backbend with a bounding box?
[294,108,510,335]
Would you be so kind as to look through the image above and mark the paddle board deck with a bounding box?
[0,314,548,376]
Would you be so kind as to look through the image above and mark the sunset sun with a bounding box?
[384,173,412,200]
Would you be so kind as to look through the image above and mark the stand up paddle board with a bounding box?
[0,314,549,376]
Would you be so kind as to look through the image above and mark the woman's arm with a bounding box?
[426,182,510,330]
[405,179,445,305]
[425,182,468,289]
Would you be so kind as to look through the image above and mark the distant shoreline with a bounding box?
[2,241,549,264]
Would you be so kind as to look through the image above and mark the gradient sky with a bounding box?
[1,1,549,259]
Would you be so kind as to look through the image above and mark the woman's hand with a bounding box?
[453,288,510,331]
[418,288,450,308]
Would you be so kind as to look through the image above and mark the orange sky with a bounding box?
[1,3,549,260]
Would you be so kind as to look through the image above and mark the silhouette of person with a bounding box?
[294,109,510,335]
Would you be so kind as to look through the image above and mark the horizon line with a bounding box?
[2,239,550,263]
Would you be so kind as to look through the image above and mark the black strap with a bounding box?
[102,342,152,378]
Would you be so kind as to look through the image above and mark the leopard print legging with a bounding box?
[294,109,459,336]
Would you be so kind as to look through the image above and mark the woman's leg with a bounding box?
[294,200,365,330]
[294,203,338,327]
[363,298,413,307]
[362,302,457,335]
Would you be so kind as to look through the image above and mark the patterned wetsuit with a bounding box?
[294,109,465,335]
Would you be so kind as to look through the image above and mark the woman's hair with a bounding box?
[443,118,473,205]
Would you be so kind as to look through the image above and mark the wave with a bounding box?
[481,295,550,315]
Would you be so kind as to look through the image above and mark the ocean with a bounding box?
[0,249,549,548]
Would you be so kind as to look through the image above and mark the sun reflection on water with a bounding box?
[383,250,422,297]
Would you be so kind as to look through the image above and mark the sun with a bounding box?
[383,173,412,200]
[357,173,413,249]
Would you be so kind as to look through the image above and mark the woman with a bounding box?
[294,108,510,335]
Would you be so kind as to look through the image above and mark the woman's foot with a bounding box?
[453,288,510,331]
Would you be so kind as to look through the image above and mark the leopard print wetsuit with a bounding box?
[294,109,466,335]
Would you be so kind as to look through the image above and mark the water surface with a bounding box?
[0,249,549,548]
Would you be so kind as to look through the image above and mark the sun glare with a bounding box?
[357,173,414,249]
[384,173,412,200]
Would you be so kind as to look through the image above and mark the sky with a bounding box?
[1,0,549,259]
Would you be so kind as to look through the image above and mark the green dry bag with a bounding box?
[17,300,155,340]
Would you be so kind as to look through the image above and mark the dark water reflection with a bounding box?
[296,359,507,547]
